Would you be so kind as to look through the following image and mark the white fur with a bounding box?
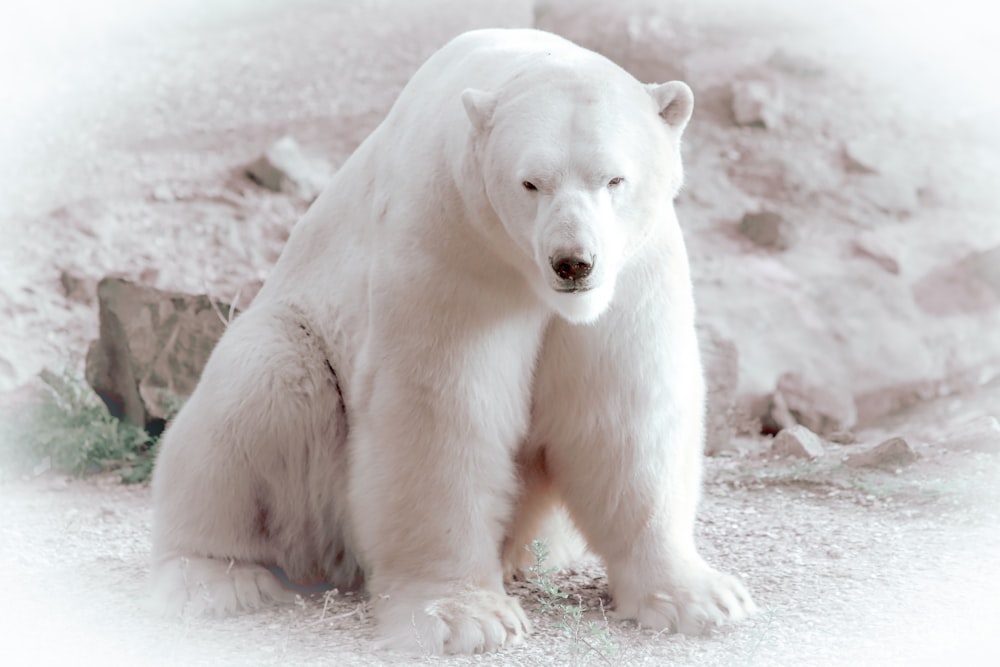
[149,28,754,655]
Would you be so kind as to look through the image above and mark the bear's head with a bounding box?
[462,62,693,324]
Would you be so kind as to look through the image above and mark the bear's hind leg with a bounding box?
[149,304,355,616]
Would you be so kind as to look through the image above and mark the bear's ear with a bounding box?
[646,81,694,133]
[462,88,498,133]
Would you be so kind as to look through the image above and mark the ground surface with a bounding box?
[2,0,999,665]
[3,385,999,666]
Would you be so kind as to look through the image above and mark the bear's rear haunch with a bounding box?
[148,28,756,654]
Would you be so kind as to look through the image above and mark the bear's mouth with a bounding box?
[555,285,593,294]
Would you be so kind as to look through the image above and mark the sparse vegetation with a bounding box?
[526,539,620,665]
[1,367,164,484]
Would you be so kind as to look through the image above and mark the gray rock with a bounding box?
[845,437,917,468]
[766,372,857,437]
[772,424,825,459]
[731,79,784,129]
[85,278,234,427]
[739,210,793,251]
[246,136,333,201]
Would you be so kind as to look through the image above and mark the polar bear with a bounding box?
[149,28,756,654]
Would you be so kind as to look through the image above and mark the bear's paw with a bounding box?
[613,563,757,635]
[376,587,530,655]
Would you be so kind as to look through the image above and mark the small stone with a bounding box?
[843,138,882,174]
[772,424,825,459]
[764,372,857,437]
[59,270,95,305]
[914,246,1000,316]
[245,136,332,201]
[45,476,70,491]
[152,184,176,202]
[859,175,919,216]
[827,431,857,445]
[739,210,793,251]
[938,416,1000,453]
[845,436,917,468]
[731,79,784,128]
[851,237,901,275]
[766,49,825,78]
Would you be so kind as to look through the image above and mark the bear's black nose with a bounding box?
[551,255,593,281]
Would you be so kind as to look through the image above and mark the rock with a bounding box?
[731,79,784,129]
[858,175,919,216]
[699,325,740,454]
[827,431,857,445]
[765,49,825,78]
[765,372,857,437]
[937,416,1000,453]
[843,138,882,174]
[85,277,235,427]
[245,136,333,201]
[739,209,793,251]
[913,246,1000,316]
[772,424,825,459]
[59,270,95,305]
[0,356,16,387]
[152,184,176,202]
[851,237,901,275]
[845,437,917,468]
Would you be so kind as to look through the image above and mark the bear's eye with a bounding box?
[608,177,624,188]
[522,180,537,191]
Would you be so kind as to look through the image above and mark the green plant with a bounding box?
[525,539,619,665]
[1,368,159,483]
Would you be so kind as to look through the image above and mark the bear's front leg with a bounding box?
[532,230,756,635]
[347,305,545,654]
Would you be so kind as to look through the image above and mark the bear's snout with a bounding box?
[550,254,594,283]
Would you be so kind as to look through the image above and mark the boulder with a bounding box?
[764,372,857,437]
[772,424,825,459]
[845,436,917,468]
[85,278,234,427]
[245,136,333,202]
